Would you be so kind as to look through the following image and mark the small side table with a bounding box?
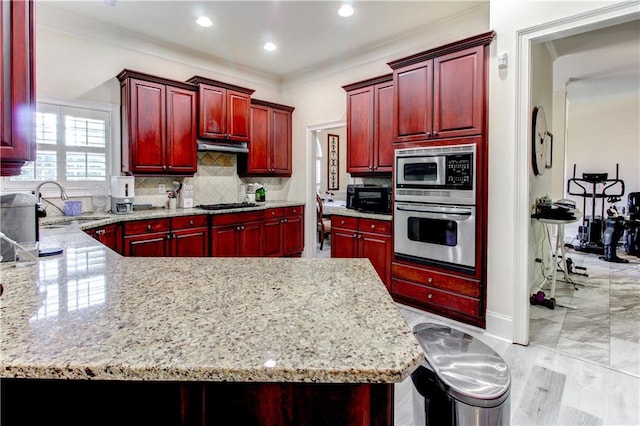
[534,213,582,310]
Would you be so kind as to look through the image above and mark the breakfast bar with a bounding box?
[0,222,423,424]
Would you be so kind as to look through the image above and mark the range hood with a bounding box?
[197,140,248,154]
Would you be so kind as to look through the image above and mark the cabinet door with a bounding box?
[0,0,35,176]
[263,217,283,257]
[124,232,169,257]
[239,221,263,257]
[393,60,433,144]
[247,104,271,174]
[198,84,226,139]
[358,231,392,289]
[172,228,208,257]
[282,214,304,256]
[373,81,394,172]
[166,86,197,174]
[211,225,238,257]
[226,90,251,142]
[99,224,122,254]
[433,45,485,139]
[331,227,358,259]
[128,78,166,173]
[346,86,374,173]
[270,108,292,176]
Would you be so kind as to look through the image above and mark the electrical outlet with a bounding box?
[158,184,166,194]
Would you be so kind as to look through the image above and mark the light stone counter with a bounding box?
[0,219,422,384]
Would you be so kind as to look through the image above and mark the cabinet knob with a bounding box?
[283,218,288,223]
[241,225,245,230]
[371,224,376,229]
[163,165,167,170]
[433,131,438,137]
[352,233,357,238]
[341,220,345,225]
[189,220,193,225]
[426,132,431,138]
[147,224,152,231]
[428,293,433,299]
[358,234,362,239]
[428,277,433,283]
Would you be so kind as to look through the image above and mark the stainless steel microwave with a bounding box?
[395,144,476,205]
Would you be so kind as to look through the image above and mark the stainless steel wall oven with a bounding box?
[394,143,477,273]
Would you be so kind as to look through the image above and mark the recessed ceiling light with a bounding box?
[196,16,213,28]
[338,4,354,18]
[264,42,277,52]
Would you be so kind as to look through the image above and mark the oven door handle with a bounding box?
[396,205,473,219]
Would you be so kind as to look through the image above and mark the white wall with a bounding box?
[488,0,636,342]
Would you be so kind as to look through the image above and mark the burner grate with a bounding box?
[196,202,257,211]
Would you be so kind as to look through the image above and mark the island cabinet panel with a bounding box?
[186,76,254,142]
[343,75,394,175]
[118,70,197,175]
[85,223,122,254]
[331,215,392,288]
[391,261,484,327]
[211,211,264,257]
[388,32,493,144]
[239,99,294,177]
[0,0,36,176]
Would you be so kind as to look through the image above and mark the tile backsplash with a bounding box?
[134,152,284,207]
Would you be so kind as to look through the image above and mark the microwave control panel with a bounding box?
[445,154,473,188]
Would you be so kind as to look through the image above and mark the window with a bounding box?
[5,100,112,193]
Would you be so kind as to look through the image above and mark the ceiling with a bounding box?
[37,0,484,80]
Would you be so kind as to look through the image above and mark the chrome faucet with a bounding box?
[34,180,69,203]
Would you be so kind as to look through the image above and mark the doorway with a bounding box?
[514,2,639,374]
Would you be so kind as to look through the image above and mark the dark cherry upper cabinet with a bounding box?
[388,32,494,144]
[238,99,294,177]
[343,75,394,175]
[186,76,254,142]
[118,70,197,176]
[1,0,36,176]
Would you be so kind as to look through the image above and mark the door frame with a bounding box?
[304,120,346,258]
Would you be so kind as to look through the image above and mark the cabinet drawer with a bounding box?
[392,278,481,317]
[331,215,358,230]
[124,218,170,235]
[212,210,264,226]
[284,206,303,217]
[171,215,208,230]
[358,218,390,235]
[264,208,284,219]
[392,262,480,298]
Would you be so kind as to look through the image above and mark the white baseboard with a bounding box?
[485,310,514,344]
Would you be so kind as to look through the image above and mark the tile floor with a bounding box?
[529,247,640,377]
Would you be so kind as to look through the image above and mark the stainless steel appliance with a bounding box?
[395,143,475,205]
[346,184,392,214]
[394,202,476,270]
[394,143,478,272]
[111,176,134,214]
[0,193,38,262]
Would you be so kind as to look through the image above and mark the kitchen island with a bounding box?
[0,222,423,424]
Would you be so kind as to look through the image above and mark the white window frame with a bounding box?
[1,97,120,198]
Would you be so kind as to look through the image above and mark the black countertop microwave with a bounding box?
[346,184,392,214]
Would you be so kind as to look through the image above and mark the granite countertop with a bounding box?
[0,215,422,384]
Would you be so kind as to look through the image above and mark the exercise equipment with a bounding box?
[530,291,555,310]
[567,164,625,255]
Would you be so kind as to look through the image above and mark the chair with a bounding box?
[317,194,332,250]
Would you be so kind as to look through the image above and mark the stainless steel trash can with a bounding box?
[411,322,511,426]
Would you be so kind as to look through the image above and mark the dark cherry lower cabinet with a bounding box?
[2,379,393,426]
[391,260,484,327]
[1,0,36,176]
[263,206,304,257]
[169,215,209,257]
[121,216,208,257]
[331,215,392,289]
[86,223,122,254]
[211,211,264,257]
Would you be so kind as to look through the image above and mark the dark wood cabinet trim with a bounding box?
[117,69,196,92]
[341,73,392,92]
[186,76,255,95]
[251,98,295,112]
[387,31,495,70]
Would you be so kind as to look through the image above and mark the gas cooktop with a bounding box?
[196,202,257,211]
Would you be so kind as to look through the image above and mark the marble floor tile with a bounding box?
[511,365,566,425]
[609,337,640,377]
[530,317,563,347]
[555,336,610,365]
[556,406,603,426]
